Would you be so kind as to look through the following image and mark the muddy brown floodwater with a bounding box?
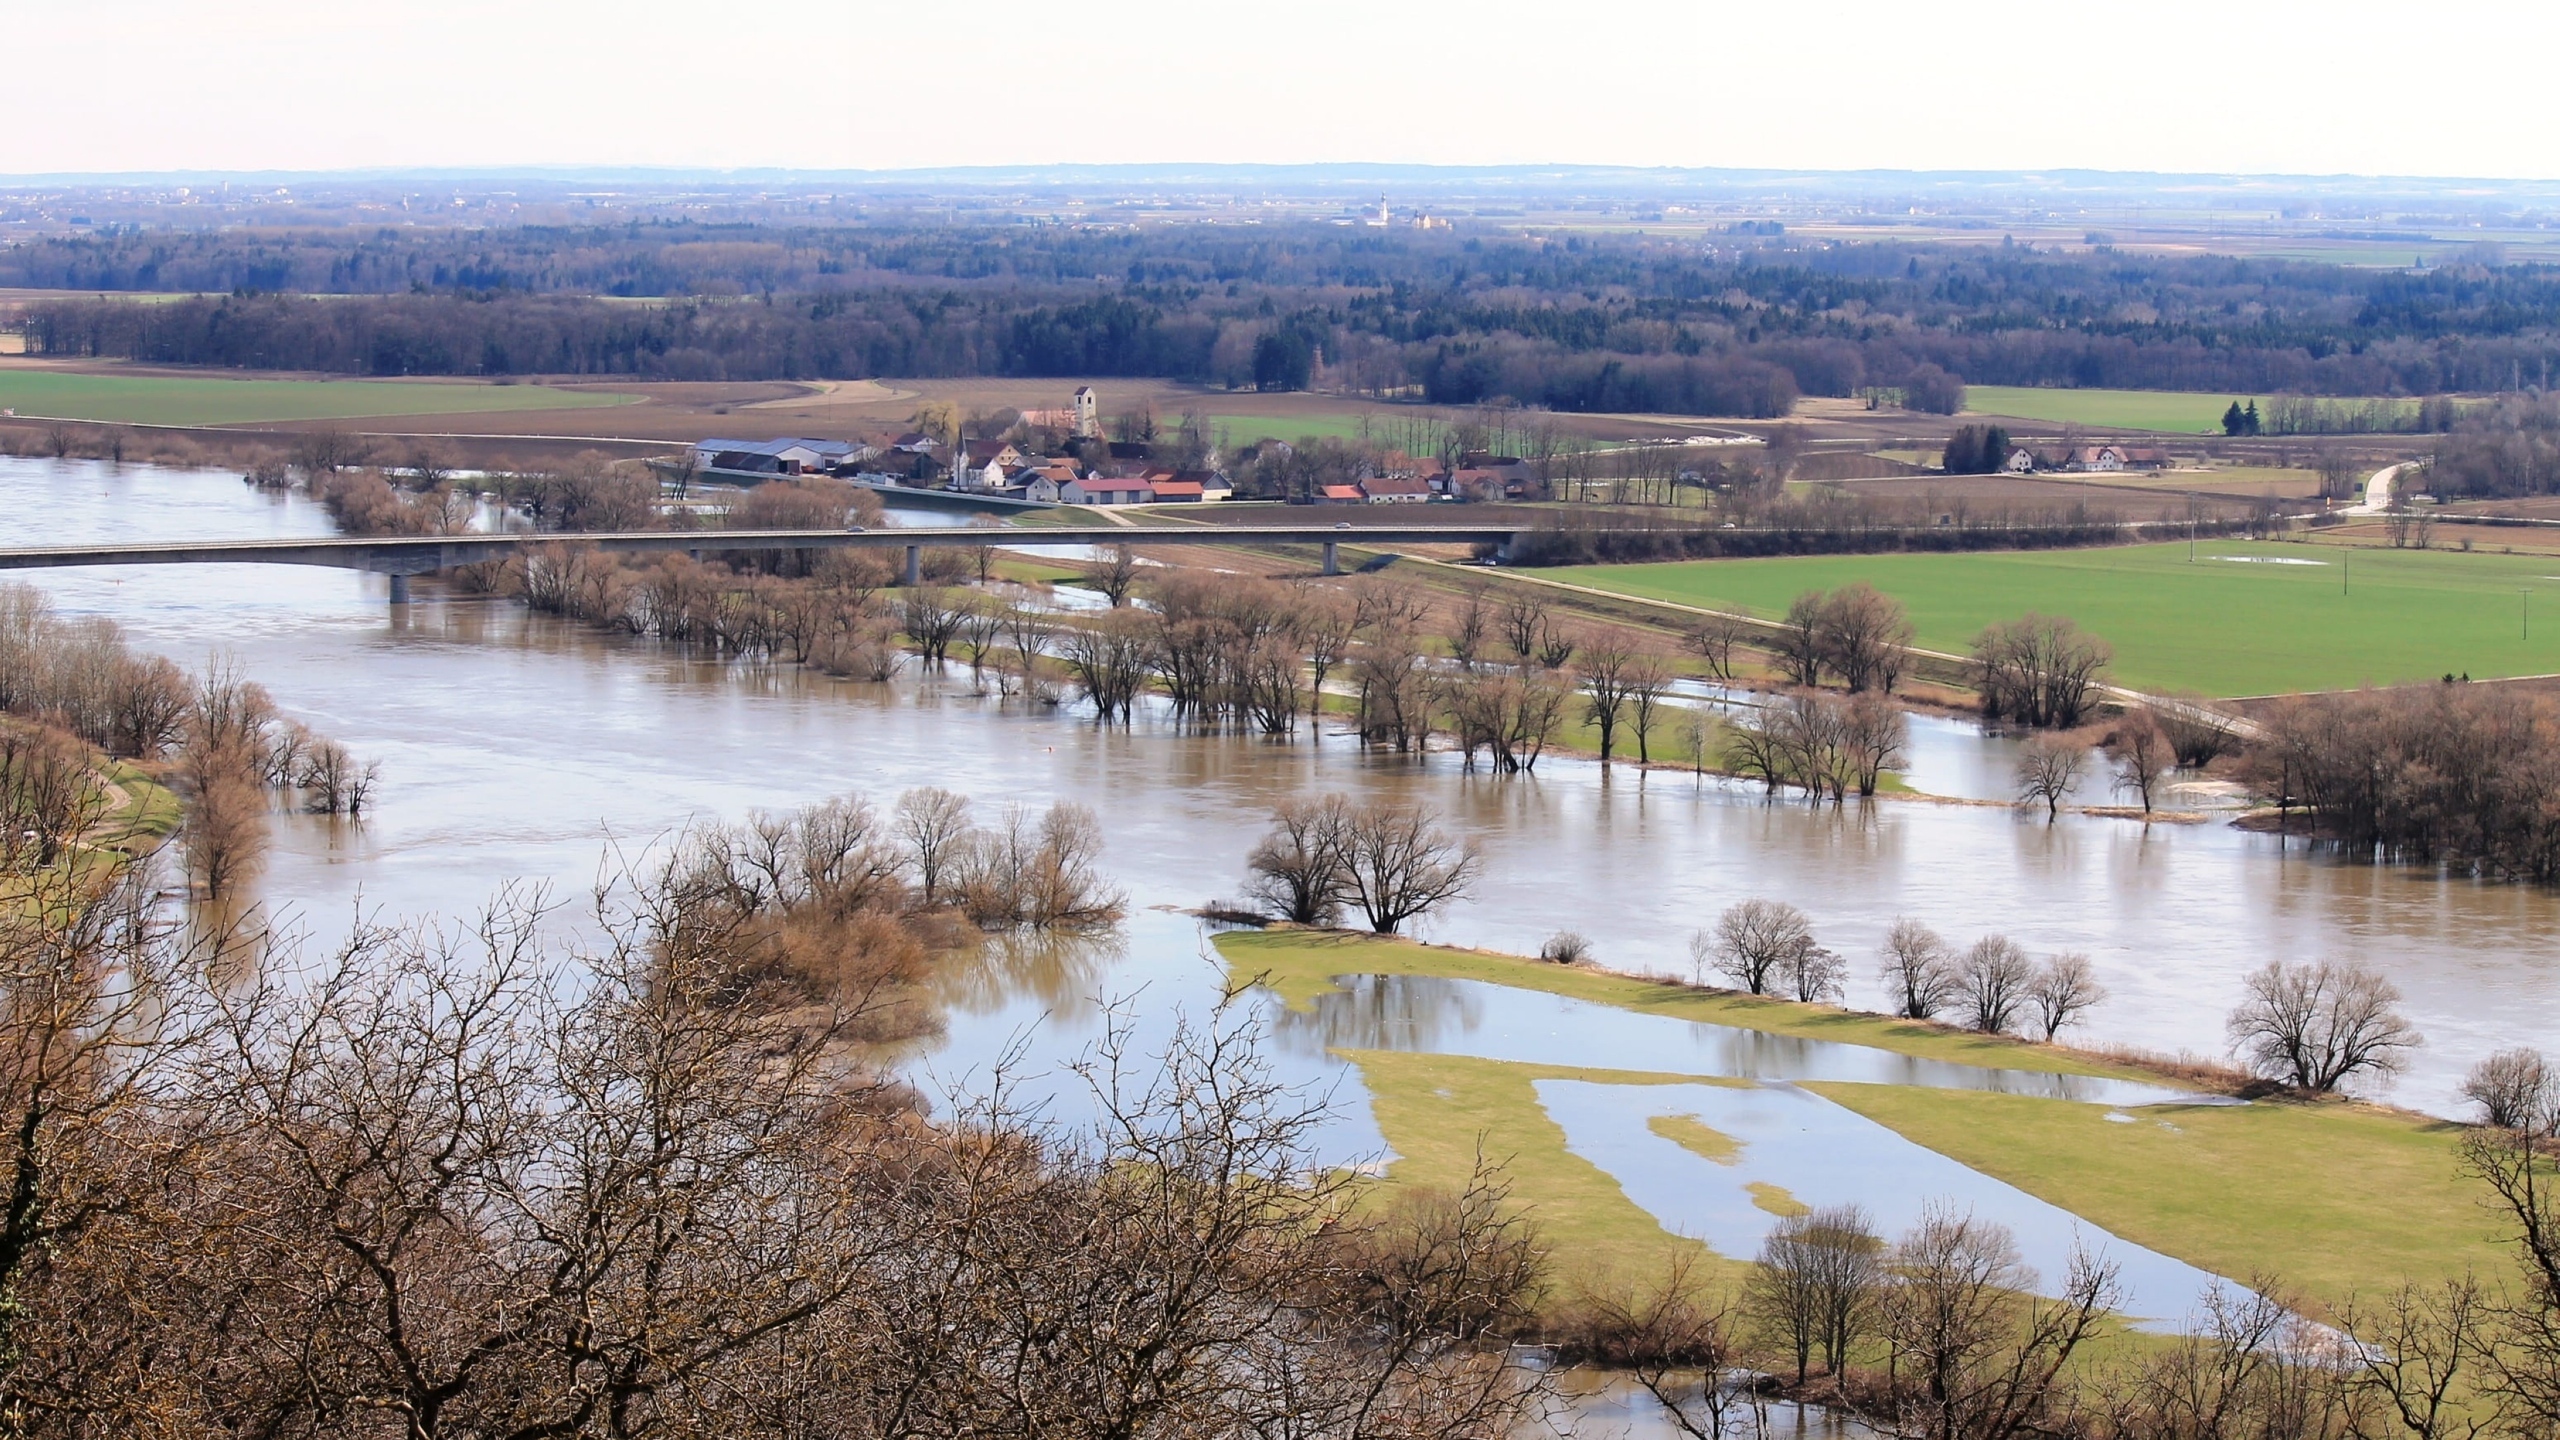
[6,457,2558,1126]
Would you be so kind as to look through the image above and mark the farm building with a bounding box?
[692,437,864,475]
[2009,444,2169,474]
[1361,477,1433,504]
[1061,476,1156,506]
[1167,468,1233,502]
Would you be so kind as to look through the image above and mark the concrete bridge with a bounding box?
[0,523,1530,602]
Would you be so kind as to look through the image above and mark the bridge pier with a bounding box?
[388,574,411,606]
[1321,540,1340,576]
[903,544,921,587]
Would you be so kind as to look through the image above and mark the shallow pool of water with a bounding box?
[1277,974,2208,1107]
[1537,1079,2234,1327]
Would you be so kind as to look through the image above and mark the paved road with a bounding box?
[2344,463,2407,515]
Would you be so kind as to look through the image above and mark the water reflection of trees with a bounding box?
[1277,976,2158,1103]
[934,925,1124,1017]
[1274,974,1487,1058]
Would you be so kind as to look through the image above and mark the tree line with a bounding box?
[18,223,2560,406]
[2249,680,2560,884]
[0,582,373,900]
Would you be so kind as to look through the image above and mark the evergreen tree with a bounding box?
[2223,401,2248,436]
[1942,424,2010,475]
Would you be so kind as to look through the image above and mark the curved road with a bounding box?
[2344,462,2407,516]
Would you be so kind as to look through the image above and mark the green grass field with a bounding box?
[0,369,635,426]
[1219,931,2503,1313]
[1964,386,2267,433]
[1196,411,1389,447]
[1535,540,2560,696]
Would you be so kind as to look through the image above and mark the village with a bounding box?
[689,385,1551,508]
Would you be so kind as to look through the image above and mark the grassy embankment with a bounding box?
[0,369,635,426]
[92,757,183,862]
[1220,929,2503,1313]
[0,732,183,883]
[1536,539,2560,697]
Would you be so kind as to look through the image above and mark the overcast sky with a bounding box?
[8,0,2554,179]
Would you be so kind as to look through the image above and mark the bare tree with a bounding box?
[1092,544,1141,607]
[288,426,369,477]
[1878,1206,2121,1440]
[2026,952,2106,1041]
[1777,590,1829,686]
[2015,733,2087,822]
[183,774,268,900]
[1499,594,1548,664]
[1673,707,1716,782]
[1973,615,2112,729]
[2227,959,2421,1092]
[1817,582,1915,693]
[1785,944,1848,1004]
[1687,613,1746,683]
[2109,713,2173,814]
[2458,1114,2560,1438]
[954,801,1126,927]
[1625,645,1675,765]
[1336,802,1482,935]
[1060,612,1152,723]
[2155,695,2241,769]
[1747,1204,1883,1385]
[2336,1276,2490,1440]
[0,859,211,1395]
[900,587,971,668]
[1563,1254,1747,1440]
[957,596,1004,682]
[1448,586,1492,672]
[2462,1048,2555,1131]
[1448,669,1572,776]
[663,445,701,500]
[1698,899,1815,996]
[1880,917,1960,1021]
[1845,691,1910,798]
[1958,936,2036,1034]
[1244,795,1352,926]
[1296,594,1356,730]
[1575,629,1639,763]
[894,786,975,906]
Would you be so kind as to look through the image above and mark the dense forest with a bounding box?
[13,223,2560,413]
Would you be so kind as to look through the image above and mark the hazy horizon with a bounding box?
[13,0,2560,182]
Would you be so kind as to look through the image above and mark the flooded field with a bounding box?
[6,454,2557,1132]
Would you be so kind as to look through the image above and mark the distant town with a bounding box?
[689,386,1546,508]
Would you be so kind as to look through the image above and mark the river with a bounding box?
[7,457,2555,1124]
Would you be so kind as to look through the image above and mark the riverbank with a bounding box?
[1220,929,2503,1319]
